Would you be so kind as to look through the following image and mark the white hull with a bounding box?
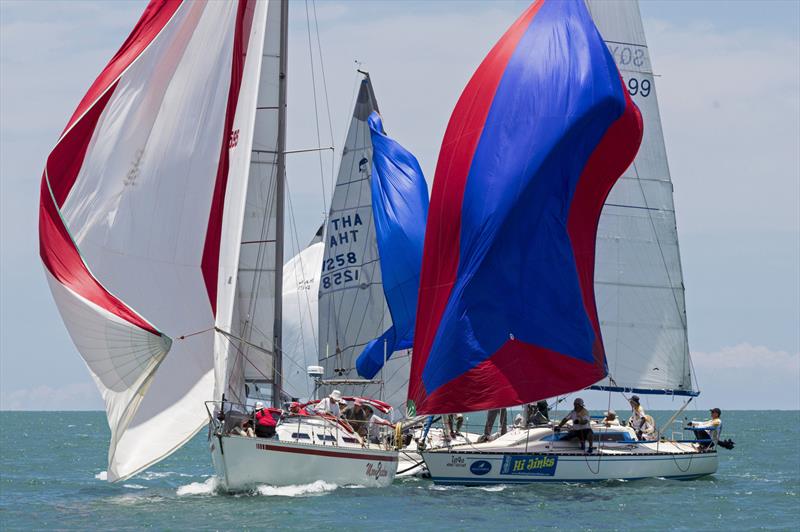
[211,434,398,491]
[422,425,718,485]
[397,427,481,477]
[209,414,397,492]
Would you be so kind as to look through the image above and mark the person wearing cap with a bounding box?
[601,409,620,427]
[313,390,344,417]
[342,398,371,438]
[254,401,277,438]
[687,408,722,449]
[556,398,594,453]
[627,395,648,439]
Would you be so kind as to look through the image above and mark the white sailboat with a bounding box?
[412,0,720,485]
[40,0,398,490]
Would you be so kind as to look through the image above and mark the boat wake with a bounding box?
[175,477,340,497]
[255,480,338,497]
[176,477,219,496]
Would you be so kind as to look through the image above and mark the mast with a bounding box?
[272,0,288,405]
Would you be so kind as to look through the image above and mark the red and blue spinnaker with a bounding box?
[356,112,429,379]
[408,0,643,415]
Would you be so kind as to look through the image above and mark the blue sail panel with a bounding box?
[356,112,429,379]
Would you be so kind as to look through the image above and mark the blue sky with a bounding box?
[1,1,798,411]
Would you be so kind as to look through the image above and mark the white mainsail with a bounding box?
[317,76,411,411]
[587,0,695,395]
[39,0,279,481]
[281,229,324,402]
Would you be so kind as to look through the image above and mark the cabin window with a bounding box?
[342,437,359,444]
[317,434,336,442]
[291,433,310,440]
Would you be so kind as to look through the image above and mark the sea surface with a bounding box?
[1,410,798,531]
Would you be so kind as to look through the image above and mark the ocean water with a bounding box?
[1,410,798,531]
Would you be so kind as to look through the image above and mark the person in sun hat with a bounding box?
[627,395,648,439]
[555,398,594,453]
[687,408,723,449]
[313,389,345,417]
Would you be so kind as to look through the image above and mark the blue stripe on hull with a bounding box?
[431,472,712,485]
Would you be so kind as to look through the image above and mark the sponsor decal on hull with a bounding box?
[469,460,492,475]
[500,454,558,476]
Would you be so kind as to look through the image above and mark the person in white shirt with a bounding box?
[556,398,594,453]
[313,390,344,417]
[628,395,648,439]
[601,409,621,426]
[687,408,722,449]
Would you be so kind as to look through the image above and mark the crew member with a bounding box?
[628,395,647,439]
[525,400,550,426]
[254,401,277,438]
[687,408,722,449]
[477,409,508,443]
[444,413,464,439]
[313,390,344,417]
[556,398,594,453]
[601,409,621,426]
[342,398,371,438]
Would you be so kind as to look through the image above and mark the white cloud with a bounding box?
[693,343,799,371]
[0,382,103,411]
[690,343,799,409]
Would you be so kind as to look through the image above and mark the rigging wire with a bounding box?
[311,0,336,202]
[304,0,328,211]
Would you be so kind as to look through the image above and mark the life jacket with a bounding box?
[255,408,277,427]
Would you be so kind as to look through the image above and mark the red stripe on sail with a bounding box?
[39,81,159,335]
[62,0,182,137]
[201,0,256,315]
[38,1,184,336]
[568,83,643,371]
[409,1,544,409]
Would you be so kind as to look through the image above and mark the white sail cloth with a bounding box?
[281,240,324,401]
[317,77,411,411]
[40,0,277,480]
[586,0,694,394]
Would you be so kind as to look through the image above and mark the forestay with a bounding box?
[586,0,695,395]
[317,76,410,411]
[39,0,276,481]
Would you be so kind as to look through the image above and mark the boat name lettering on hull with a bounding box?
[365,462,388,480]
[446,455,466,468]
[500,454,557,476]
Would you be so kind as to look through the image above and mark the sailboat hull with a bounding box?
[422,447,717,485]
[210,434,398,491]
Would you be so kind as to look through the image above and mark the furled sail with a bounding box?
[39,0,275,481]
[281,228,324,401]
[317,75,410,410]
[355,112,429,380]
[586,0,695,395]
[408,0,642,415]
